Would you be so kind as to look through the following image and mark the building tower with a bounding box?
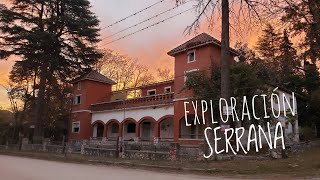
[69,70,115,140]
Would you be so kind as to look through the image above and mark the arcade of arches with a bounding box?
[92,115,206,141]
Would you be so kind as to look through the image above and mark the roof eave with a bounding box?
[70,78,116,85]
[167,41,239,57]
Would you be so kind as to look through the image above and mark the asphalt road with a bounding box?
[0,155,229,180]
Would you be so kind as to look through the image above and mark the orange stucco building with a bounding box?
[69,33,238,144]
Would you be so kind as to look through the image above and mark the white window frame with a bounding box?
[77,82,81,90]
[74,94,81,105]
[72,121,80,133]
[184,69,199,83]
[187,50,196,63]
[147,89,157,96]
[164,86,171,93]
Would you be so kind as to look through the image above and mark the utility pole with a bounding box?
[221,0,231,126]
[219,0,232,149]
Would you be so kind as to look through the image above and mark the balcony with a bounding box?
[91,93,174,112]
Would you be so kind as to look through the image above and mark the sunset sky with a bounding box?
[0,0,260,109]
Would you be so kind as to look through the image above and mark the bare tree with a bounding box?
[1,83,25,142]
[97,49,155,96]
[97,49,134,90]
[129,64,154,97]
[157,68,174,81]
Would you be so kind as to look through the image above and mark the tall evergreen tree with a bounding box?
[304,62,320,95]
[255,24,281,84]
[256,24,280,61]
[281,1,320,135]
[277,29,301,88]
[282,0,320,63]
[0,0,102,141]
[234,42,256,63]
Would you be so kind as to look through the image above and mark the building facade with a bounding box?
[69,33,299,144]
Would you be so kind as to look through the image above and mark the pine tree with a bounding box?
[282,0,320,63]
[0,0,102,141]
[234,42,256,63]
[256,24,280,61]
[255,24,281,84]
[304,62,320,95]
[277,29,300,85]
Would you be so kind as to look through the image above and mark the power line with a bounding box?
[102,0,192,40]
[11,7,194,75]
[101,0,165,30]
[100,7,194,47]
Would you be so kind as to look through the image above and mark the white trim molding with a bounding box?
[164,86,172,93]
[72,110,91,113]
[92,105,174,124]
[187,50,196,63]
[72,121,80,133]
[147,89,157,96]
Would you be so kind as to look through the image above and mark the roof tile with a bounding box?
[167,32,238,56]
[71,70,116,85]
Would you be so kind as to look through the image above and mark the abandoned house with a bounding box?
[69,33,299,145]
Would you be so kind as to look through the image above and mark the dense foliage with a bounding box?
[0,0,102,141]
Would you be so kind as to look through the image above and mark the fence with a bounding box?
[0,137,208,161]
[2,137,314,161]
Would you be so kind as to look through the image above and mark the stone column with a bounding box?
[153,137,159,145]
[81,140,88,155]
[154,122,159,138]
[103,124,108,138]
[21,138,29,151]
[119,123,123,138]
[43,141,47,152]
[135,122,140,138]
[154,121,159,145]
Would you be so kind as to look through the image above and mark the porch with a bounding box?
[91,115,174,143]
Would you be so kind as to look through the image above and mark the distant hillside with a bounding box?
[0,110,13,123]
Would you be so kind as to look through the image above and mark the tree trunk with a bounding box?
[219,0,232,149]
[33,61,48,142]
[221,0,231,122]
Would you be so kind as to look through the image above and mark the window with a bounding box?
[111,123,119,133]
[147,89,156,96]
[72,122,80,133]
[164,86,171,93]
[74,95,81,105]
[127,123,136,133]
[77,82,81,90]
[187,50,196,63]
[234,56,240,62]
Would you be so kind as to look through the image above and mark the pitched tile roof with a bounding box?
[71,70,116,85]
[167,32,238,56]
